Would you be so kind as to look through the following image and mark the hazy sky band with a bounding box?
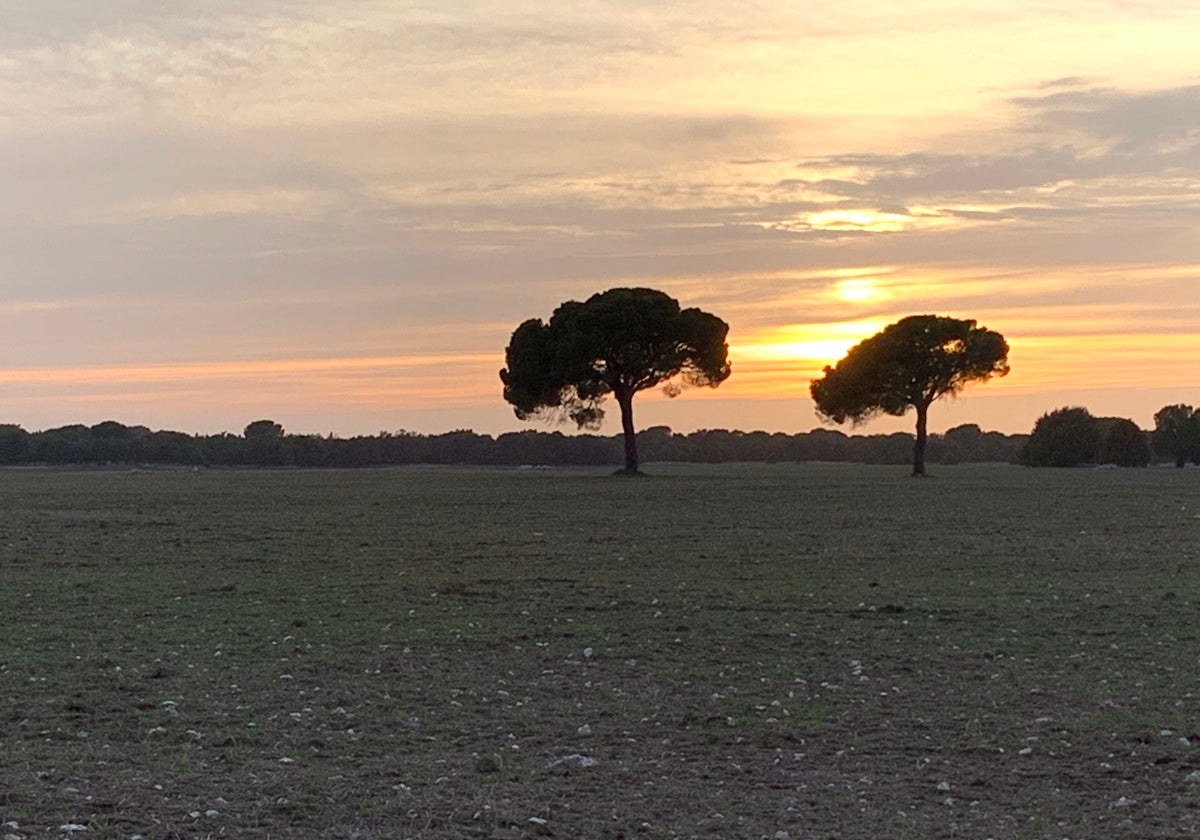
[2,2,1198,436]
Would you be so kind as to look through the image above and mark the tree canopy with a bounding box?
[809,314,1009,476]
[499,287,731,474]
[1021,406,1101,467]
[1096,417,1151,468]
[1152,404,1200,468]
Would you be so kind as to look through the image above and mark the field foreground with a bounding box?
[1,463,1199,839]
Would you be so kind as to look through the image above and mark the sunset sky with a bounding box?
[2,1,1198,438]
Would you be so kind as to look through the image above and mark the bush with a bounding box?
[1152,404,1200,468]
[1021,407,1100,467]
[1097,418,1151,467]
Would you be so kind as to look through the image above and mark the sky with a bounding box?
[2,1,1199,439]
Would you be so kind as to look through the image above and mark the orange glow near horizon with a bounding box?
[725,301,1200,401]
[0,353,500,387]
[6,316,1196,409]
[3,288,1199,437]
[0,354,505,423]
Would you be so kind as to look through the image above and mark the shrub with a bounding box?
[1096,418,1151,467]
[1021,407,1100,467]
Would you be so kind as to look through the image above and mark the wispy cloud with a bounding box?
[1013,82,1200,150]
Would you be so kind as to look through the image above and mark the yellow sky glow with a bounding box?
[832,278,884,304]
[733,319,888,368]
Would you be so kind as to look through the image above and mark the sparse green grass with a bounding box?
[1,463,1199,838]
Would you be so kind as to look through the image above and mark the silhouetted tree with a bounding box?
[791,428,850,462]
[931,433,964,465]
[1096,417,1151,467]
[243,420,289,465]
[289,434,338,468]
[1152,404,1200,468]
[141,430,202,464]
[944,424,983,458]
[0,424,30,463]
[426,430,493,464]
[636,426,685,463]
[500,287,731,474]
[940,423,1026,464]
[863,432,920,465]
[686,429,746,463]
[1021,407,1100,467]
[244,420,285,440]
[198,433,242,466]
[809,314,1009,476]
[33,424,92,463]
[89,420,133,462]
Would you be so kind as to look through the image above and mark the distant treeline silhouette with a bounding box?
[0,420,1028,468]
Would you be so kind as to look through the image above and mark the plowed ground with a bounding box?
[2,463,1199,838]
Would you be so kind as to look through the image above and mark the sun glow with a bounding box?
[734,319,888,368]
[832,278,881,303]
[808,209,908,232]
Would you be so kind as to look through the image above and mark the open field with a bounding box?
[1,463,1199,839]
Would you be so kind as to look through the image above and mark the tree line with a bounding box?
[1021,405,1200,468]
[0,419,1029,469]
[0,409,1191,471]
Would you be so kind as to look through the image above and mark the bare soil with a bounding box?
[1,464,1198,838]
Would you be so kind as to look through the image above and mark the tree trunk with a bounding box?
[912,401,929,477]
[1177,454,1186,469]
[616,389,639,474]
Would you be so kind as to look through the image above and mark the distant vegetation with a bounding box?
[0,420,1029,468]
[1020,406,1178,468]
[0,404,1195,470]
[0,404,1194,471]
[1151,404,1200,468]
